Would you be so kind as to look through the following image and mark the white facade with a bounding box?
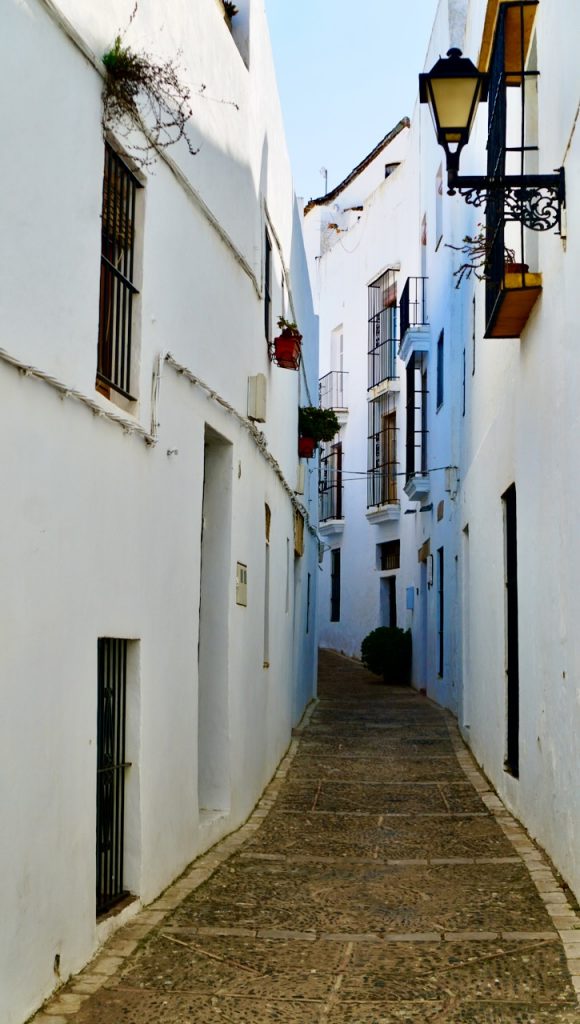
[307,0,580,905]
[0,2,318,1022]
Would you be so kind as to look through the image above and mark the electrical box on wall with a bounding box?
[247,374,267,422]
[295,463,305,494]
[236,562,248,606]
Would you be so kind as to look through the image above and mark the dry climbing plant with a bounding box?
[102,7,198,166]
[446,226,516,288]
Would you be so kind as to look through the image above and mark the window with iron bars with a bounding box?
[367,392,398,507]
[485,1,539,335]
[378,539,400,571]
[97,144,143,400]
[368,270,398,388]
[405,352,428,481]
[319,440,343,522]
[96,637,130,916]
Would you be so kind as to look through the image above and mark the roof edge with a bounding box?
[303,117,410,215]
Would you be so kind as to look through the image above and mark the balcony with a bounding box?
[368,306,399,391]
[485,265,542,339]
[319,370,348,411]
[399,276,430,364]
[319,444,344,537]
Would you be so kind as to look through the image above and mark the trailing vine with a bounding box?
[102,7,198,166]
[446,226,516,288]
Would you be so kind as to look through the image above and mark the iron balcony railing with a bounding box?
[319,370,348,410]
[399,276,428,340]
[319,443,343,522]
[368,305,398,388]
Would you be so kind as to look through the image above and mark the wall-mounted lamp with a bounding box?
[419,47,565,231]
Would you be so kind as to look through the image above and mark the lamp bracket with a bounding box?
[448,168,565,232]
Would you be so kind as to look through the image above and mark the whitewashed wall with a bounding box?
[0,2,318,1022]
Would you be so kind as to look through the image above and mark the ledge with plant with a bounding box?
[272,317,303,370]
[298,406,340,459]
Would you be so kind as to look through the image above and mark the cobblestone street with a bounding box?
[35,651,580,1023]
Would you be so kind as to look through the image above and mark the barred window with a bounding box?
[97,143,142,400]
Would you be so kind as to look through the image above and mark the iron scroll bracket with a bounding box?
[447,168,565,231]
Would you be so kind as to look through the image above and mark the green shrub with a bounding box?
[361,626,412,685]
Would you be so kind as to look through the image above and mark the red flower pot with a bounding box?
[274,333,302,369]
[298,435,316,459]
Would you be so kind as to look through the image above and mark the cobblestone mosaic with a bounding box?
[32,650,580,1024]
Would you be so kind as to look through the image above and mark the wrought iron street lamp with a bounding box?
[419,47,565,231]
[419,48,488,185]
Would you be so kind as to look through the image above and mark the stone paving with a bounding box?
[34,650,580,1023]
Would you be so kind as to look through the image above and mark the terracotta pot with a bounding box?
[504,262,529,276]
[274,333,302,370]
[298,435,316,459]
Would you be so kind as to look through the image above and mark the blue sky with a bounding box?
[264,0,440,201]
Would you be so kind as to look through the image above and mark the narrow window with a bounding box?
[503,484,519,777]
[472,296,476,376]
[421,365,428,473]
[437,547,444,676]
[330,549,341,622]
[462,348,466,417]
[378,540,400,570]
[306,572,311,634]
[97,638,130,915]
[264,231,272,343]
[436,330,444,409]
[435,164,443,249]
[263,504,271,667]
[97,143,142,401]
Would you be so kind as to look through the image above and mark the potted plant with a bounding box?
[361,627,412,685]
[223,1,239,25]
[446,226,520,288]
[273,317,303,370]
[298,406,340,459]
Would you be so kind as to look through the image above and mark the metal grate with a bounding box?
[96,638,129,915]
[368,270,398,388]
[319,442,343,522]
[399,277,428,340]
[97,144,142,400]
[319,371,348,410]
[367,393,398,507]
[405,353,428,482]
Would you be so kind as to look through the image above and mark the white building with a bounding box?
[0,2,318,1022]
[307,0,580,904]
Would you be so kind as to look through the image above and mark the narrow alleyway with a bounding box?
[36,651,580,1024]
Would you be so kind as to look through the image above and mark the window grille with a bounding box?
[368,270,398,388]
[330,549,341,622]
[97,144,142,400]
[319,441,343,522]
[96,638,130,915]
[405,353,428,481]
[367,392,398,507]
[264,231,272,342]
[379,540,400,571]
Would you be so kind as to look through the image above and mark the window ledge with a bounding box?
[404,474,430,500]
[319,518,345,538]
[366,503,401,524]
[400,324,431,365]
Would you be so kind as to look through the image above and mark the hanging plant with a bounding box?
[273,318,302,370]
[102,31,198,166]
[298,406,340,444]
[223,1,239,20]
[446,227,517,288]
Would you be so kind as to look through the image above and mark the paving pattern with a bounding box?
[34,651,580,1023]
